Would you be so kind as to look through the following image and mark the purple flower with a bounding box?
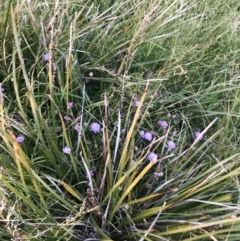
[16,135,25,143]
[194,131,203,141]
[62,146,71,154]
[64,116,72,121]
[43,53,50,61]
[158,120,168,129]
[147,152,158,162]
[74,124,81,133]
[144,132,153,141]
[86,170,94,178]
[90,122,101,133]
[67,102,73,109]
[135,100,142,107]
[167,140,176,150]
[139,130,152,141]
[139,130,145,138]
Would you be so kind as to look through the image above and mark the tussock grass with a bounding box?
[0,0,240,240]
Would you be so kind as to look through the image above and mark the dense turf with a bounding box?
[0,0,240,240]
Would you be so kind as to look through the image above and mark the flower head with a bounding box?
[194,131,203,141]
[67,102,73,109]
[139,130,152,141]
[86,167,96,178]
[144,132,153,141]
[74,124,81,133]
[167,140,176,150]
[16,135,25,143]
[158,120,168,129]
[139,130,145,138]
[86,170,94,178]
[62,146,71,154]
[90,122,101,133]
[64,116,72,121]
[43,53,50,61]
[147,152,158,162]
[135,100,142,107]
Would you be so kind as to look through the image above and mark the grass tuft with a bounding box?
[0,0,240,240]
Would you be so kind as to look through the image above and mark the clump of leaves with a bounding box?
[1,0,240,241]
[1,75,240,240]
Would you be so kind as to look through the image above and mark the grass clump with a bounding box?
[0,0,240,240]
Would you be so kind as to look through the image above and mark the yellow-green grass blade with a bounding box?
[110,159,156,222]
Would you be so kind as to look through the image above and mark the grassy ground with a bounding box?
[0,0,240,240]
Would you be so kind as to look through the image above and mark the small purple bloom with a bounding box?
[135,100,142,107]
[67,102,73,109]
[144,132,153,141]
[194,131,203,141]
[90,122,101,133]
[158,120,168,129]
[62,146,71,154]
[139,130,145,138]
[0,87,4,93]
[139,130,152,141]
[64,116,72,121]
[74,124,81,133]
[147,152,158,162]
[16,135,25,143]
[86,170,94,178]
[167,140,176,150]
[43,53,50,61]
